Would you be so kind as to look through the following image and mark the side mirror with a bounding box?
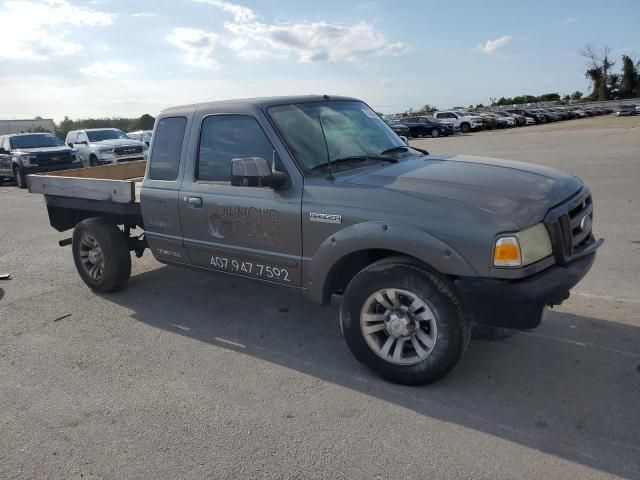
[230,157,287,189]
[0,148,7,155]
[399,136,409,145]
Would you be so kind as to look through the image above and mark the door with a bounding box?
[140,115,191,265]
[73,132,90,165]
[179,112,303,287]
[0,137,11,175]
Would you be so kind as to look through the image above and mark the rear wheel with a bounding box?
[12,166,26,189]
[72,219,131,293]
[460,123,470,134]
[340,257,470,385]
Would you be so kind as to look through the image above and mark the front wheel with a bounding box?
[431,129,440,138]
[340,257,470,385]
[12,166,26,189]
[72,219,131,293]
[460,123,470,134]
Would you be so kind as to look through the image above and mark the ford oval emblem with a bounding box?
[580,215,592,232]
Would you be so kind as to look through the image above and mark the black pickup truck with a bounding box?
[0,133,82,188]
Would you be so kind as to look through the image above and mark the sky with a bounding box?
[0,0,639,121]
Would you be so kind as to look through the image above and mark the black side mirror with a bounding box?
[230,157,287,189]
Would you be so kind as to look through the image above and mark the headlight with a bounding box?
[17,155,35,166]
[493,223,552,268]
[98,147,114,153]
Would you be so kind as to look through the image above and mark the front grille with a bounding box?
[545,188,594,265]
[114,145,143,156]
[33,151,73,166]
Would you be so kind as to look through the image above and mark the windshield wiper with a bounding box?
[309,155,397,173]
[380,145,429,156]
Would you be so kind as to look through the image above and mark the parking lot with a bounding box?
[1,115,639,479]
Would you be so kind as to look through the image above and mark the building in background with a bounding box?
[0,119,55,135]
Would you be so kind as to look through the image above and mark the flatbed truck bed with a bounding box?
[28,161,146,232]
[28,160,146,204]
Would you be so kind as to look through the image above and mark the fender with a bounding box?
[304,221,478,303]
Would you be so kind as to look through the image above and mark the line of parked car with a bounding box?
[386,104,629,139]
[1,102,636,189]
[0,128,153,188]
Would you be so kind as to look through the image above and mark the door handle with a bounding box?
[185,196,203,208]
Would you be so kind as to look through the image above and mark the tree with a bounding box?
[620,55,639,98]
[580,44,615,100]
[609,73,621,99]
[570,91,583,101]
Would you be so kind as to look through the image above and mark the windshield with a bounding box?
[86,129,128,142]
[10,134,64,149]
[268,101,405,172]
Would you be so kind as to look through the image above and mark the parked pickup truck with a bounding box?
[28,95,602,385]
[65,128,147,167]
[0,132,82,188]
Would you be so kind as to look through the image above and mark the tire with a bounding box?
[340,257,471,385]
[89,155,98,167]
[72,218,131,293]
[460,123,470,134]
[431,129,440,138]
[472,325,518,341]
[12,166,26,189]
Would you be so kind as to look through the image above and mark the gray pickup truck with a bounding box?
[28,95,602,385]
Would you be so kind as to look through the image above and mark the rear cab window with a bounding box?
[148,117,187,181]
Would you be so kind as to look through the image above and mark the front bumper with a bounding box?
[455,253,596,329]
[95,154,145,165]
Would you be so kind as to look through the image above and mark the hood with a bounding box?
[14,145,72,154]
[90,138,144,147]
[344,154,583,228]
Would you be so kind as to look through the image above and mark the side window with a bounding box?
[3,137,10,151]
[197,115,278,183]
[148,116,187,181]
[76,133,87,143]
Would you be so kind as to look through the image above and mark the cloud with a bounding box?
[132,12,157,18]
[195,0,257,22]
[192,0,407,63]
[477,35,512,55]
[558,17,576,27]
[80,61,135,77]
[0,0,114,61]
[165,28,220,69]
